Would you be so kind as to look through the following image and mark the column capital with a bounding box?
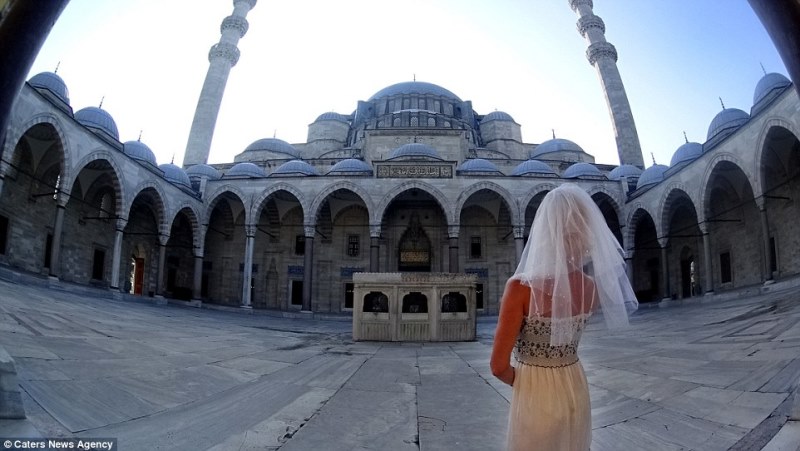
[447,224,460,239]
[115,218,128,232]
[698,222,709,234]
[244,224,256,238]
[513,225,526,239]
[304,225,316,238]
[369,223,382,238]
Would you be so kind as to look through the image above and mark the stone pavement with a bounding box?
[0,273,799,450]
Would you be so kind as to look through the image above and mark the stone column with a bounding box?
[155,239,168,296]
[302,225,315,312]
[241,224,255,308]
[624,249,634,284]
[448,225,459,273]
[48,200,66,278]
[514,226,526,265]
[369,223,381,272]
[702,228,714,295]
[109,219,127,291]
[660,244,670,300]
[759,206,774,282]
[192,253,203,300]
[0,174,4,199]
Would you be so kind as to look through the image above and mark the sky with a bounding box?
[27,0,787,169]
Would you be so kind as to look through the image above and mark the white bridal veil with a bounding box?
[512,183,638,345]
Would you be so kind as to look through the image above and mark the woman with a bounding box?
[490,183,637,451]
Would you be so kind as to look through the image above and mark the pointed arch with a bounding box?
[127,181,170,231]
[204,185,248,225]
[753,118,800,199]
[454,181,519,226]
[251,182,307,223]
[2,112,71,185]
[69,150,127,219]
[309,180,374,222]
[375,181,454,225]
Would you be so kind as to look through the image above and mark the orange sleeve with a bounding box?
[490,279,528,386]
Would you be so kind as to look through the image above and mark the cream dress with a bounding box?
[506,314,591,451]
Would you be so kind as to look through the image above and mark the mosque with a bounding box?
[0,0,798,316]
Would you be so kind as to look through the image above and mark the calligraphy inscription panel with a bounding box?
[377,165,453,178]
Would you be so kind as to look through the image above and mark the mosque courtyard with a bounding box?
[0,272,799,450]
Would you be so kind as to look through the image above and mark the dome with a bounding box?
[123,140,157,166]
[563,162,603,179]
[457,158,502,174]
[753,72,791,105]
[636,164,669,189]
[511,159,557,177]
[244,138,299,159]
[29,72,70,104]
[327,158,372,175]
[388,143,442,160]
[226,162,266,178]
[482,111,515,122]
[670,141,703,167]
[368,81,462,102]
[75,106,119,139]
[272,160,318,176]
[531,138,585,159]
[314,112,349,123]
[159,164,192,189]
[608,164,643,181]
[707,108,749,141]
[186,164,221,180]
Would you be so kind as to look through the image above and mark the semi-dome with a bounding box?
[707,108,749,141]
[244,138,299,159]
[327,158,372,175]
[186,164,221,180]
[123,140,157,166]
[670,141,703,167]
[314,112,349,123]
[482,111,515,122]
[753,72,791,105]
[272,160,318,176]
[226,162,266,178]
[368,81,462,102]
[159,164,192,189]
[29,72,70,105]
[563,162,603,179]
[389,143,442,160]
[457,158,502,174]
[636,164,669,189]
[75,106,119,139]
[511,159,557,177]
[531,138,585,159]
[608,164,643,181]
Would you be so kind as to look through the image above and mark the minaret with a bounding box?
[183,0,257,167]
[568,0,644,169]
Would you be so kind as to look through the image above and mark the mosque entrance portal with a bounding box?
[398,214,431,272]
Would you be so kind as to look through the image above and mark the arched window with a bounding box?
[410,116,418,127]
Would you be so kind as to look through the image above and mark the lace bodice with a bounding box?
[513,314,589,368]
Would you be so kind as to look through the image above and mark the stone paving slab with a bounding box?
[1,275,800,450]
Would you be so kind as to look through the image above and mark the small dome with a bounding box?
[327,158,372,175]
[608,164,643,181]
[314,112,349,123]
[389,143,441,160]
[563,162,603,179]
[670,141,703,167]
[511,159,557,177]
[636,164,669,189]
[75,106,119,139]
[186,164,221,180]
[226,162,266,178]
[707,108,749,141]
[531,138,585,159]
[368,81,462,102]
[123,140,157,166]
[482,111,515,122]
[457,158,502,174]
[272,160,318,176]
[753,73,791,105]
[159,164,192,189]
[244,138,299,158]
[29,72,70,104]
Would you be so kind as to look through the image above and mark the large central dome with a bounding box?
[368,81,462,102]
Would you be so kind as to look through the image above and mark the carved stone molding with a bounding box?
[208,42,240,66]
[221,15,249,38]
[577,14,604,37]
[586,41,617,65]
